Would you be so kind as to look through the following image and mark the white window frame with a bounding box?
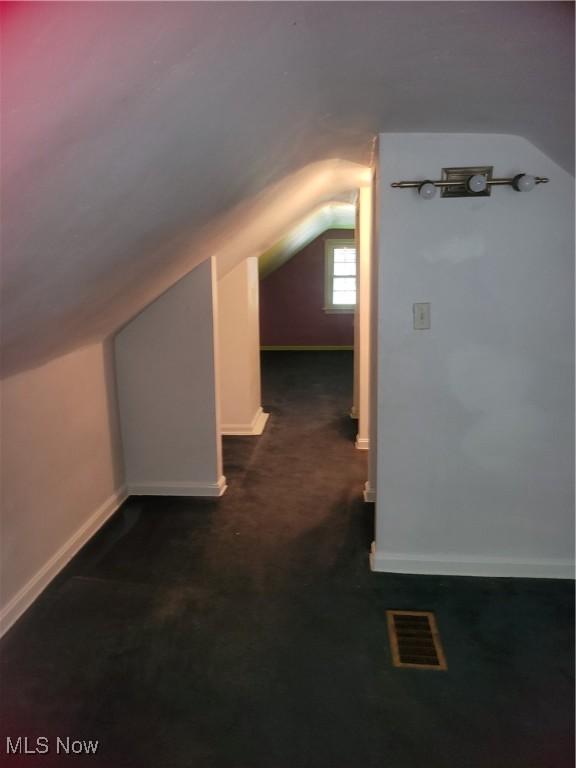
[324,238,357,313]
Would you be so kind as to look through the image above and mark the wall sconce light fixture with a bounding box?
[391,166,549,200]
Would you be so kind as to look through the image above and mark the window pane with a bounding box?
[333,277,356,291]
[333,290,356,305]
[334,247,356,263]
[326,243,356,308]
[334,262,356,276]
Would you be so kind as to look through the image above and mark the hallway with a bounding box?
[0,352,573,767]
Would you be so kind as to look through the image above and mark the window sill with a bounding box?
[323,307,356,315]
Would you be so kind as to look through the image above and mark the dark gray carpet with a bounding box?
[0,351,573,767]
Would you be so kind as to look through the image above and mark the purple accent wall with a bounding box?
[259,229,355,346]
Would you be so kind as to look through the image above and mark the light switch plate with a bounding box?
[413,302,430,330]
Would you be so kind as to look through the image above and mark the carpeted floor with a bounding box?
[0,351,573,767]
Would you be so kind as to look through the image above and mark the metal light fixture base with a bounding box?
[441,166,493,198]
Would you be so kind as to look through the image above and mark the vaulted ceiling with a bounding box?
[259,202,355,279]
[1,1,573,375]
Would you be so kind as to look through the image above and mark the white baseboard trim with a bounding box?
[261,345,353,351]
[0,486,128,638]
[221,408,270,436]
[363,482,376,503]
[369,545,575,579]
[127,476,227,497]
[355,437,370,451]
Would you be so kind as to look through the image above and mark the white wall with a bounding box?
[218,257,269,436]
[0,342,126,634]
[355,185,373,451]
[365,154,380,504]
[352,225,359,422]
[115,258,226,497]
[373,133,574,578]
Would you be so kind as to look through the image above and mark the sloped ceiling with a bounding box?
[1,1,573,375]
[259,202,356,279]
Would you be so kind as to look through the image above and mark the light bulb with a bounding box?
[418,181,437,200]
[513,174,536,192]
[467,174,487,193]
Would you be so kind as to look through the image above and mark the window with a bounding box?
[324,238,357,312]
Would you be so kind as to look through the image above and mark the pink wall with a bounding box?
[259,229,355,346]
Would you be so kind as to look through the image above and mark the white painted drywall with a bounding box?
[352,202,360,421]
[365,152,380,504]
[355,185,372,451]
[352,306,359,420]
[114,259,225,496]
[218,258,268,436]
[0,342,126,633]
[372,133,574,578]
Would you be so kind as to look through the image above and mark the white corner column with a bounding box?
[115,258,226,497]
[364,161,380,503]
[351,319,359,420]
[355,184,373,451]
[218,257,269,436]
[351,231,360,421]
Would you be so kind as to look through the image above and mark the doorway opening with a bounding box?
[216,181,375,525]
